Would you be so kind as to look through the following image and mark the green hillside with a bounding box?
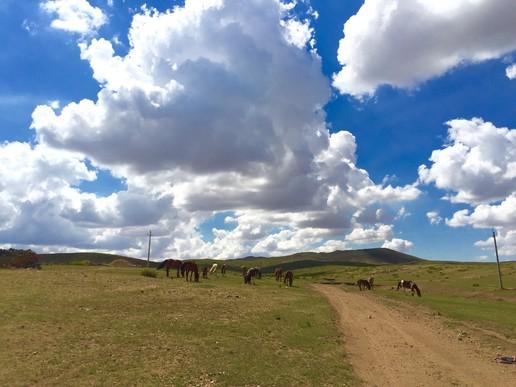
[227,248,424,272]
[38,252,151,267]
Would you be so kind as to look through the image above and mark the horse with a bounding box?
[209,263,218,276]
[368,276,375,289]
[274,267,283,282]
[357,279,371,291]
[244,267,261,285]
[241,266,248,277]
[221,264,227,275]
[182,262,199,282]
[202,266,209,279]
[283,270,293,287]
[156,259,183,278]
[397,280,421,297]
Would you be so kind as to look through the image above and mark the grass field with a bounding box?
[0,266,356,386]
[297,261,516,343]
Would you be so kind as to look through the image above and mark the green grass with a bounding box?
[296,261,516,341]
[0,266,356,386]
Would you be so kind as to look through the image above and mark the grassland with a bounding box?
[0,266,356,387]
[297,261,516,344]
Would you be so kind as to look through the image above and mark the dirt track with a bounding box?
[313,284,516,387]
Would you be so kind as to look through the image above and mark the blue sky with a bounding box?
[1,0,516,261]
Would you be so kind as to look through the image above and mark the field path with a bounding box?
[313,284,516,387]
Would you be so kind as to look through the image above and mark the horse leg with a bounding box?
[166,267,170,278]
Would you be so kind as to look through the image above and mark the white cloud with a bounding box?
[382,238,413,253]
[10,0,421,258]
[333,0,516,97]
[422,117,516,258]
[506,64,516,80]
[41,0,107,34]
[419,118,516,204]
[426,211,442,225]
[474,230,516,258]
[345,224,393,244]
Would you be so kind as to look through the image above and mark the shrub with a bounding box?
[141,269,158,278]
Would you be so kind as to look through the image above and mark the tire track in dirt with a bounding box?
[313,284,516,387]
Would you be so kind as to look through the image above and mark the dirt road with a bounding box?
[313,284,516,387]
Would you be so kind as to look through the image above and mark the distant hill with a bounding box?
[36,248,423,271]
[38,252,152,267]
[228,248,424,272]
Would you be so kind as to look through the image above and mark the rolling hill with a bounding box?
[34,248,423,271]
[228,248,424,272]
[38,252,152,267]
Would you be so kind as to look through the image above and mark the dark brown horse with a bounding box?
[221,264,227,275]
[244,267,261,284]
[397,280,421,297]
[274,267,283,282]
[182,261,199,282]
[357,279,371,291]
[368,276,375,289]
[156,259,183,278]
[202,266,209,279]
[283,270,293,287]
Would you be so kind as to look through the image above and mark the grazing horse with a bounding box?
[357,279,371,291]
[241,266,248,277]
[397,280,422,297]
[368,276,375,289]
[202,266,209,279]
[244,267,261,284]
[182,262,199,282]
[156,259,183,278]
[209,263,218,275]
[221,264,227,275]
[274,268,283,282]
[283,270,293,287]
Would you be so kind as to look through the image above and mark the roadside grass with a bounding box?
[296,261,516,341]
[0,266,356,386]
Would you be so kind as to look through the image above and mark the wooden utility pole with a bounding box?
[492,230,504,290]
[147,230,152,267]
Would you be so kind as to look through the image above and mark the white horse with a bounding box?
[209,263,219,275]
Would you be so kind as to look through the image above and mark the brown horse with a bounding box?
[241,266,248,277]
[397,280,421,297]
[357,279,371,291]
[274,267,283,282]
[221,264,227,275]
[368,276,375,289]
[156,259,183,278]
[182,262,199,282]
[244,267,261,284]
[283,270,293,287]
[202,266,209,279]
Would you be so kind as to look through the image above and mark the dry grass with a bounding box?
[0,266,356,386]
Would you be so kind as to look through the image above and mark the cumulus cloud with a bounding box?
[345,224,393,244]
[333,0,516,97]
[475,230,516,257]
[421,117,516,258]
[382,238,413,253]
[426,211,442,225]
[41,0,107,34]
[507,64,516,80]
[419,118,516,204]
[11,0,421,258]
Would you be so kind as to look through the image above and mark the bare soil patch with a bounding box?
[313,284,516,387]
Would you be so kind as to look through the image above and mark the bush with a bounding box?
[141,269,158,278]
[70,260,93,266]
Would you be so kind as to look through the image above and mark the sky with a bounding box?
[1,0,516,261]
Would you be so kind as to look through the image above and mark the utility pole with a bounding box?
[147,230,152,267]
[492,230,504,290]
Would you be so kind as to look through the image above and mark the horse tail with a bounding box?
[413,284,421,297]
[396,280,402,290]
